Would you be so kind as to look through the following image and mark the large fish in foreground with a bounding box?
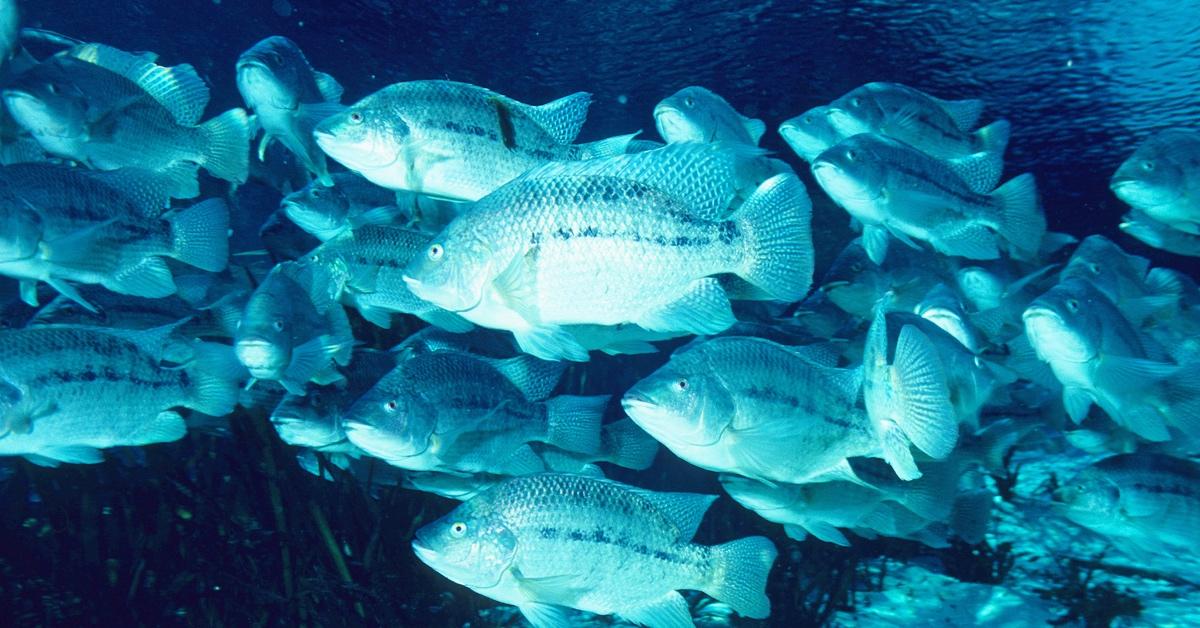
[413,473,777,627]
[623,336,937,484]
[812,133,1044,264]
[237,36,345,185]
[314,80,629,201]
[0,325,240,466]
[403,143,813,361]
[3,43,251,194]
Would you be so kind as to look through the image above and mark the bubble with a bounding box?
[617,94,629,105]
[272,0,293,18]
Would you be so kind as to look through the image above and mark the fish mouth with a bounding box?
[821,280,851,291]
[620,393,656,414]
[235,337,286,373]
[410,538,437,566]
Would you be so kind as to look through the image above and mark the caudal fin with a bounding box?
[169,198,230,272]
[991,173,1045,259]
[199,108,252,183]
[544,394,607,455]
[185,341,243,416]
[703,536,777,620]
[735,173,814,303]
[975,119,1011,156]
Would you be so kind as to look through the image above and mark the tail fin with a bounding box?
[975,119,1011,156]
[599,418,660,470]
[703,536,777,620]
[185,341,244,416]
[543,394,607,455]
[735,173,814,302]
[169,198,230,272]
[991,173,1045,259]
[199,108,252,183]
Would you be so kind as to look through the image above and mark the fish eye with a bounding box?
[272,319,285,331]
[310,188,322,199]
[1086,262,1100,274]
[850,97,862,107]
[47,83,60,95]
[450,521,467,537]
[1065,298,1080,313]
[684,95,695,107]
[804,115,814,124]
[384,399,398,412]
[427,243,444,261]
[348,111,364,124]
[845,149,858,161]
[674,378,688,392]
[850,262,864,273]
[1141,160,1155,172]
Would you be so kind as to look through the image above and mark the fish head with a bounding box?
[779,106,841,162]
[282,182,351,237]
[341,378,436,462]
[811,135,890,211]
[1060,235,1141,301]
[313,100,405,172]
[270,389,344,448]
[1053,466,1121,525]
[719,474,801,512]
[654,86,727,143]
[955,266,1005,311]
[1110,130,1192,213]
[402,226,493,313]
[621,354,735,447]
[0,206,43,263]
[412,499,517,589]
[234,283,299,380]
[1022,280,1102,365]
[236,36,309,111]
[825,94,883,138]
[821,239,884,315]
[2,81,87,141]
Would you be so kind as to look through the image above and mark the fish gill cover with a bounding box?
[1,0,1199,626]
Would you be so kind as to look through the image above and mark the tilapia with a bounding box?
[779,105,842,162]
[269,348,396,452]
[281,172,412,242]
[1110,128,1200,236]
[403,144,813,361]
[1061,234,1181,325]
[654,85,765,145]
[234,260,354,394]
[0,325,240,465]
[342,350,607,475]
[1121,211,1200,257]
[413,473,777,626]
[3,43,251,193]
[236,36,345,184]
[812,133,1044,264]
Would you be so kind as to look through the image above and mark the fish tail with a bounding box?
[199,107,252,183]
[975,119,1011,155]
[185,341,243,416]
[543,394,607,455]
[600,419,659,470]
[991,173,1045,258]
[703,536,777,620]
[168,198,230,272]
[734,172,813,303]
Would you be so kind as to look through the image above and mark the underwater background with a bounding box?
[2,1,1200,626]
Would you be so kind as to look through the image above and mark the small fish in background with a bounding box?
[0,325,241,466]
[236,35,345,185]
[654,85,766,146]
[1060,234,1182,326]
[314,80,631,201]
[1121,211,1200,257]
[412,473,777,627]
[0,162,229,309]
[624,335,937,484]
[234,260,354,395]
[1110,128,1200,241]
[4,43,251,195]
[819,236,956,319]
[342,350,607,476]
[281,172,410,242]
[403,143,813,361]
[301,223,472,331]
[779,105,843,162]
[1022,277,1200,442]
[1055,453,1200,560]
[812,132,1044,264]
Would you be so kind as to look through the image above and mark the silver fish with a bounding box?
[654,85,765,145]
[1110,128,1200,236]
[281,172,410,242]
[412,473,777,626]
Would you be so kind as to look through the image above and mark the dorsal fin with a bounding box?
[314,71,343,103]
[741,115,767,144]
[628,487,718,542]
[934,97,985,131]
[68,43,210,125]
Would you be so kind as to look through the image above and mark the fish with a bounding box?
[302,224,472,331]
[654,85,766,146]
[1022,278,1200,442]
[819,236,955,318]
[236,35,345,184]
[234,260,355,394]
[779,105,843,162]
[537,418,662,473]
[825,82,1010,178]
[281,172,411,242]
[412,473,777,626]
[1121,212,1200,257]
[27,287,234,339]
[623,335,924,484]
[269,348,396,452]
[403,144,813,361]
[399,469,505,501]
[0,163,229,308]
[315,80,626,201]
[1055,453,1200,560]
[812,133,1044,264]
[1061,234,1181,325]
[3,43,251,193]
[861,304,960,480]
[914,283,987,354]
[342,350,607,475]
[1110,128,1200,236]
[0,324,240,465]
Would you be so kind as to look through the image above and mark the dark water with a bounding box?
[3,1,1199,626]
